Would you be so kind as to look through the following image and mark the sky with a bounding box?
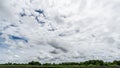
[0,0,120,63]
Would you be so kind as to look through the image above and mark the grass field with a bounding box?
[0,65,120,68]
[1,60,120,68]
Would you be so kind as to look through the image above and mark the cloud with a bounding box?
[0,0,120,63]
[48,40,68,53]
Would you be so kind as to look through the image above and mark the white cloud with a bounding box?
[0,0,120,63]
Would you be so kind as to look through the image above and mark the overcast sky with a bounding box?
[0,0,120,63]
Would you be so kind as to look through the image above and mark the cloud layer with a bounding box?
[0,0,120,63]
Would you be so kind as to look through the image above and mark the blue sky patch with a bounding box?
[0,32,3,35]
[0,43,8,48]
[9,35,28,43]
[0,37,5,42]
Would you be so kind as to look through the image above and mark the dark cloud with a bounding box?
[48,41,68,53]
[50,50,59,54]
[37,56,49,60]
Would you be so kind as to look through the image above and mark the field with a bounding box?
[0,65,120,68]
[1,60,120,68]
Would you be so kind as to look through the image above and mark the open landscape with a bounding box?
[1,60,120,68]
[1,0,120,68]
[0,65,120,68]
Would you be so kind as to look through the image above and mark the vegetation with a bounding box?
[28,61,41,65]
[12,60,120,66]
[1,60,120,68]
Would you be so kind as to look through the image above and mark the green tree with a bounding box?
[83,60,104,66]
[28,61,41,65]
[113,60,120,65]
[43,63,52,66]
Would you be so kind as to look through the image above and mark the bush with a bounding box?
[43,63,52,66]
[28,61,41,65]
[83,60,104,66]
[113,60,120,65]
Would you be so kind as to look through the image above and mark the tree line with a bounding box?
[2,60,120,66]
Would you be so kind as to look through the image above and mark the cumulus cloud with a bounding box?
[0,0,120,63]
